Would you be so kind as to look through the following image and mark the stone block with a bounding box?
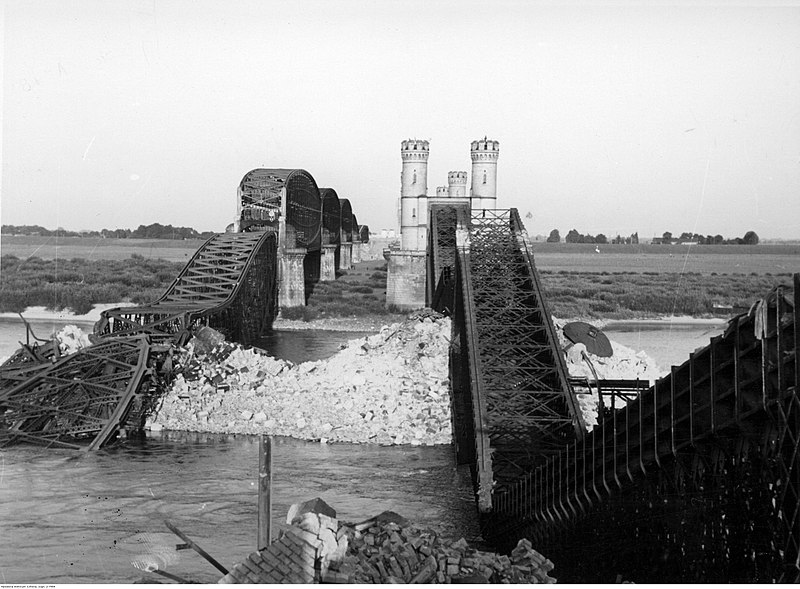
[286,497,337,524]
[386,251,427,311]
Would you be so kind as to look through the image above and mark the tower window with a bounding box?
[413,170,417,184]
[483,171,487,184]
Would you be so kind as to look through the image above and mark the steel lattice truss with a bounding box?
[238,169,322,250]
[320,188,342,245]
[486,276,800,583]
[450,209,584,509]
[0,338,62,391]
[428,204,468,313]
[96,232,277,347]
[339,199,353,242]
[0,336,151,450]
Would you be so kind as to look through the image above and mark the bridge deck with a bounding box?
[447,209,584,510]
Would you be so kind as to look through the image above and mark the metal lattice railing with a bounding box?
[484,275,800,582]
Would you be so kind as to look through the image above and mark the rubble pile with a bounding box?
[293,503,557,584]
[148,312,453,445]
[55,324,92,355]
[552,318,662,428]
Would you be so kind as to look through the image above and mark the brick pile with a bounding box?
[220,499,557,584]
[328,516,556,584]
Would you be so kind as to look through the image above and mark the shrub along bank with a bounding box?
[0,254,181,314]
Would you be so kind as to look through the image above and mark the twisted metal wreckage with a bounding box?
[0,169,367,451]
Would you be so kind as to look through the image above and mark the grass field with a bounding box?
[531,242,800,274]
[1,236,797,319]
[1,235,205,263]
[4,236,798,274]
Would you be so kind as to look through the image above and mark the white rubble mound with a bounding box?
[55,324,93,355]
[552,318,663,428]
[149,315,453,446]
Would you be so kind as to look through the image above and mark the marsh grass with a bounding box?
[538,270,793,318]
[0,254,182,314]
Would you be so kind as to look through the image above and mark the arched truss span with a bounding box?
[339,199,353,242]
[319,188,342,246]
[239,168,322,251]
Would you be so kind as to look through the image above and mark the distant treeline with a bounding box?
[547,228,760,245]
[1,223,216,240]
[547,229,639,244]
[653,231,759,245]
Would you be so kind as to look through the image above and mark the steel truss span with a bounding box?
[436,207,799,582]
[95,232,278,347]
[444,208,585,510]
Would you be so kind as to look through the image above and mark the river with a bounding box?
[0,315,727,583]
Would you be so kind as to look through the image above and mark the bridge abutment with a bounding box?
[279,247,308,307]
[385,250,427,311]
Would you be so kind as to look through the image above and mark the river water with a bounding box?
[0,315,727,583]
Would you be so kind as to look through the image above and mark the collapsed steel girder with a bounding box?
[0,336,151,451]
[95,231,278,347]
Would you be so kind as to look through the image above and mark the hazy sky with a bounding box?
[2,0,799,239]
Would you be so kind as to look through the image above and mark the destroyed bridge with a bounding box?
[1,181,798,582]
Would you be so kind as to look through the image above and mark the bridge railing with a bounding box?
[485,275,799,582]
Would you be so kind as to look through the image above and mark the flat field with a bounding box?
[2,236,798,320]
[1,235,205,263]
[531,242,800,275]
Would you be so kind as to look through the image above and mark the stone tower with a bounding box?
[470,137,499,211]
[400,139,429,250]
[448,171,468,198]
[436,186,449,197]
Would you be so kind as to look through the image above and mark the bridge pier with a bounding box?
[340,242,353,270]
[385,250,426,311]
[351,239,362,264]
[320,245,337,281]
[279,247,308,307]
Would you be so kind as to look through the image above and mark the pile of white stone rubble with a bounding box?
[552,318,663,428]
[28,314,663,439]
[147,311,453,445]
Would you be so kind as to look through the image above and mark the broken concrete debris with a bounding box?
[148,313,453,445]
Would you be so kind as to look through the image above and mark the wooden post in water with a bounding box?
[257,435,273,551]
